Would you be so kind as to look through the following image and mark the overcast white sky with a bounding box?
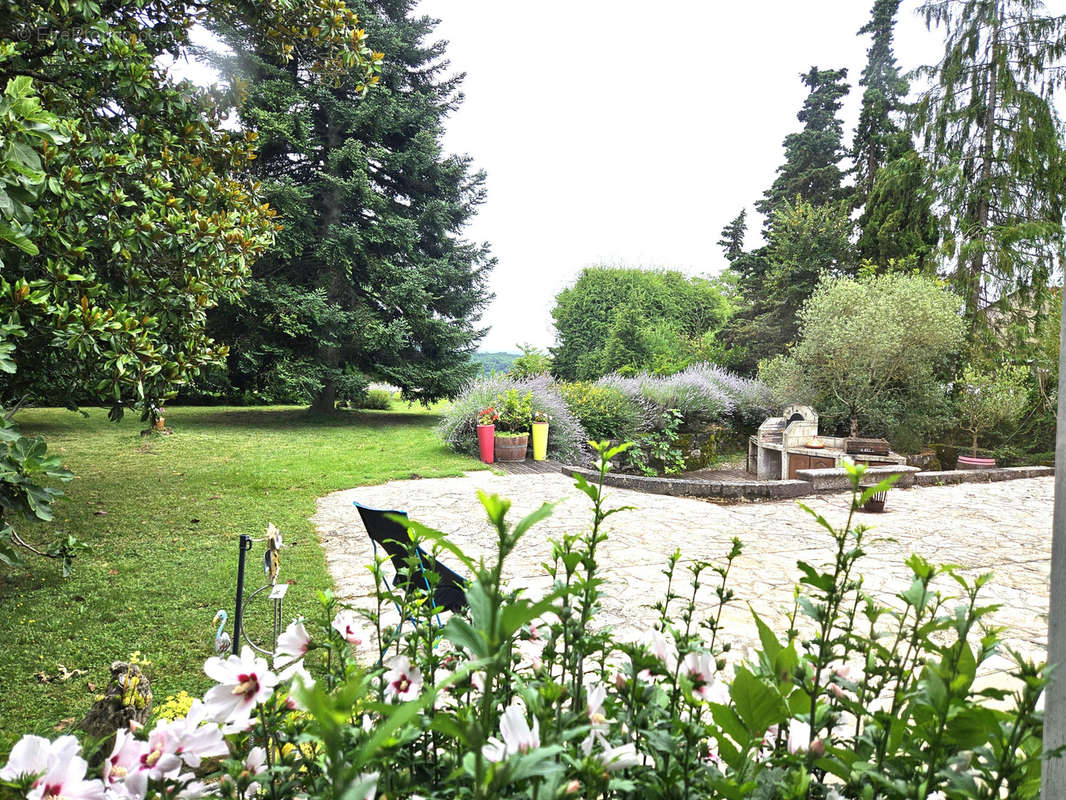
[172,2,955,351]
[416,1,951,351]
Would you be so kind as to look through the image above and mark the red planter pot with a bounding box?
[957,455,996,470]
[477,424,495,463]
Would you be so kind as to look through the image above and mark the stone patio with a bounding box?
[313,471,1053,682]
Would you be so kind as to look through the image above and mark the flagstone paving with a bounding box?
[313,471,1052,681]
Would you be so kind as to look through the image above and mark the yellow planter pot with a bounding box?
[531,422,548,461]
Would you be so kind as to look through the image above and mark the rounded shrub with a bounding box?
[438,375,588,463]
[558,381,643,441]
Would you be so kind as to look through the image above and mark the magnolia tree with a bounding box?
[0,447,1049,799]
[760,273,965,445]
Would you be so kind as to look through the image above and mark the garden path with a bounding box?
[314,472,1052,683]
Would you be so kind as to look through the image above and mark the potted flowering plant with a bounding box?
[476,406,498,463]
[531,409,550,461]
[493,389,532,462]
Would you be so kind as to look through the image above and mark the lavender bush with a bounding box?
[438,374,588,463]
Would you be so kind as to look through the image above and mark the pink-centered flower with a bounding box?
[383,655,423,702]
[647,630,678,672]
[1,735,104,800]
[596,741,641,772]
[275,620,311,670]
[482,706,540,762]
[682,651,728,702]
[786,719,823,756]
[102,729,146,797]
[203,647,279,726]
[332,610,368,646]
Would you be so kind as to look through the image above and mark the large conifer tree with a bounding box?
[853,0,939,267]
[755,67,851,228]
[915,0,1066,337]
[208,0,493,409]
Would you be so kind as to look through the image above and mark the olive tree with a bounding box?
[759,272,965,446]
[956,363,1030,457]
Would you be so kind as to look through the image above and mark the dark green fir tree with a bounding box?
[207,0,494,409]
[716,209,747,264]
[755,67,852,229]
[853,0,939,267]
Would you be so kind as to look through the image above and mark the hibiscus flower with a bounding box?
[331,610,369,646]
[203,647,279,726]
[382,655,423,702]
[482,706,540,761]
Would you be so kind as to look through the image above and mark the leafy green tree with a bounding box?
[956,363,1030,456]
[914,0,1066,338]
[207,0,493,410]
[856,150,940,268]
[0,0,379,420]
[509,344,552,379]
[759,273,965,447]
[717,209,747,263]
[755,67,852,229]
[550,267,732,380]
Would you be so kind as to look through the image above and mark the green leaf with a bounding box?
[729,666,787,736]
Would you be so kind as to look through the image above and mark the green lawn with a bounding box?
[0,404,483,748]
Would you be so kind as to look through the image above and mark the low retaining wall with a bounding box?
[560,466,812,500]
[560,463,1053,501]
[795,465,920,492]
[914,465,1054,486]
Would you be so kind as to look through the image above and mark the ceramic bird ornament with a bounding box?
[212,609,232,655]
[263,523,282,584]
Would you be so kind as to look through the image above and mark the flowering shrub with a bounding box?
[597,364,775,433]
[438,374,587,462]
[558,381,644,441]
[3,449,1048,799]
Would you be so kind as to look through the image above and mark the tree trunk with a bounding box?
[850,414,859,438]
[972,431,979,458]
[311,379,337,413]
[968,15,1000,331]
[309,107,343,415]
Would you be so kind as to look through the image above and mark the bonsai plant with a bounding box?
[493,389,533,462]
[531,410,550,461]
[476,406,499,463]
[956,363,1029,467]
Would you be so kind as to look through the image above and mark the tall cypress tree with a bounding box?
[755,67,851,228]
[853,0,939,267]
[207,0,494,409]
[852,0,909,205]
[915,0,1066,337]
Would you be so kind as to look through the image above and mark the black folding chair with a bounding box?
[353,501,467,632]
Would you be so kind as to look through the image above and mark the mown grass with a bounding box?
[0,403,482,749]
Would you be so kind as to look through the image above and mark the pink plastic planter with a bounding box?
[477,424,495,463]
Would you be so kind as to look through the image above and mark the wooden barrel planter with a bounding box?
[494,434,528,462]
[957,455,996,470]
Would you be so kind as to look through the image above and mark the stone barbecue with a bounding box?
[747,404,906,481]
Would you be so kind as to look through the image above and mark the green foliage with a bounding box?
[857,150,940,268]
[755,67,852,228]
[0,409,81,575]
[956,363,1031,457]
[2,452,1048,799]
[717,209,747,263]
[358,388,393,410]
[206,0,491,411]
[492,389,533,435]
[0,0,379,419]
[0,404,480,744]
[558,382,643,441]
[437,375,588,463]
[551,267,733,380]
[914,0,1066,340]
[472,352,518,376]
[509,344,552,379]
[760,273,965,447]
[621,407,686,476]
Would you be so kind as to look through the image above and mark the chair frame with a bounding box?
[352,501,466,635]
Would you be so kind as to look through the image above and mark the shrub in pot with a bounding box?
[494,388,532,462]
